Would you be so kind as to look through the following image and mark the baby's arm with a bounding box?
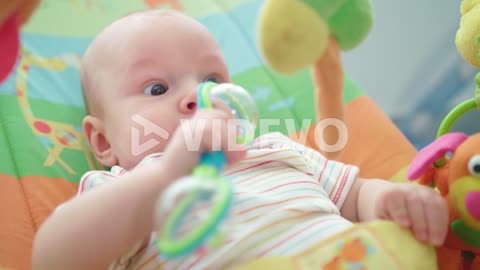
[33,161,177,270]
[341,178,393,222]
[340,177,449,246]
[32,109,244,270]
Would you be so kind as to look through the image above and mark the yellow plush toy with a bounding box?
[257,0,373,160]
[456,0,480,68]
[258,0,373,74]
[229,221,438,270]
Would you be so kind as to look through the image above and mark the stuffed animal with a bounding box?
[0,0,41,83]
[257,0,373,160]
[407,133,480,270]
[258,0,373,74]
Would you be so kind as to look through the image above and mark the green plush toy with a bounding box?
[258,0,373,74]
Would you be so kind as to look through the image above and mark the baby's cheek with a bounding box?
[107,122,138,169]
[118,109,181,166]
[119,134,169,170]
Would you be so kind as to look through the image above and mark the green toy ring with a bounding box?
[434,72,480,167]
[436,98,477,139]
[156,167,233,258]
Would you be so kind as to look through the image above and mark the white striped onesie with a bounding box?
[77,132,360,269]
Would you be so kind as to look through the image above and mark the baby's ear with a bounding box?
[83,115,118,167]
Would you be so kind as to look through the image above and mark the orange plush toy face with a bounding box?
[0,0,41,83]
[449,134,480,231]
[408,132,480,252]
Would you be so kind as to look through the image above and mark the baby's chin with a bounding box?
[115,158,140,171]
[118,150,166,170]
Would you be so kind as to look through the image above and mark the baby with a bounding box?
[33,10,449,270]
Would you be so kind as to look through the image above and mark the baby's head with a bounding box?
[81,10,229,169]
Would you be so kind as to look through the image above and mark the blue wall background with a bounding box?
[342,0,479,149]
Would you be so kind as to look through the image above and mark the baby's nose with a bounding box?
[179,93,197,114]
[186,101,197,111]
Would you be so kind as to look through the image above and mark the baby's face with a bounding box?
[88,12,229,169]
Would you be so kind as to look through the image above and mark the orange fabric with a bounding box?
[0,174,77,270]
[0,0,40,26]
[340,96,417,179]
[0,174,33,270]
[0,2,19,26]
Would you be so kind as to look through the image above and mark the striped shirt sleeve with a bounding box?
[300,143,359,209]
[260,132,360,209]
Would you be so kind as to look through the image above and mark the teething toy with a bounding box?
[155,82,258,258]
[258,0,373,74]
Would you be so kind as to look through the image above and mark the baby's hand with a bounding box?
[162,109,247,178]
[188,108,247,163]
[375,183,449,246]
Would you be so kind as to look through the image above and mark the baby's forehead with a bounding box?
[111,9,193,31]
[94,10,210,54]
[81,10,219,104]
[86,10,194,63]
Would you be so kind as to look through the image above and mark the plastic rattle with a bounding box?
[155,81,258,258]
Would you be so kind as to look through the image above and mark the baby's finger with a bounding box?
[200,110,245,163]
[406,192,429,242]
[425,195,449,246]
[191,109,230,151]
[211,99,234,117]
[193,109,247,164]
[385,190,410,227]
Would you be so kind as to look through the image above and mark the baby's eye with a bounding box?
[204,76,221,84]
[144,83,168,96]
